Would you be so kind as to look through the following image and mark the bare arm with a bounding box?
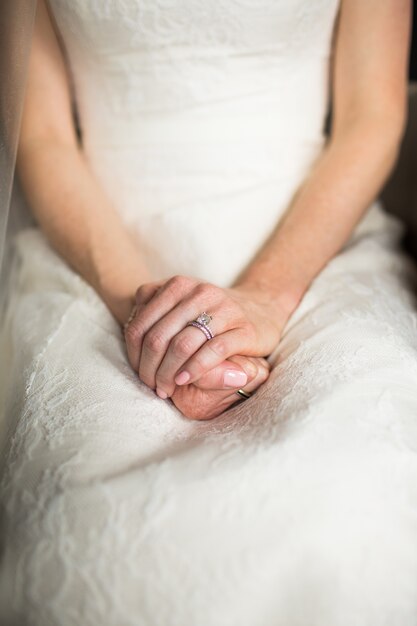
[235,0,412,316]
[16,0,151,325]
[99,0,413,405]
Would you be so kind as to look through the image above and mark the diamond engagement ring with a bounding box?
[186,312,214,341]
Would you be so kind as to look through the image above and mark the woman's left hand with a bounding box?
[124,275,291,398]
[170,355,270,420]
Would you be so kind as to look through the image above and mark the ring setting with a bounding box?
[186,311,214,341]
[196,312,212,326]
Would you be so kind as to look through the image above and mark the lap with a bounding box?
[3,221,417,625]
[3,220,417,454]
[3,222,417,466]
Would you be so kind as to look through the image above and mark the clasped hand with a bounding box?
[124,275,288,420]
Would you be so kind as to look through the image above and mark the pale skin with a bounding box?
[18,0,411,420]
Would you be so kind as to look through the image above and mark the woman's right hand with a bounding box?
[170,355,270,420]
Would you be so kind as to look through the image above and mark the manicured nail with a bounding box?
[156,388,168,399]
[175,371,190,385]
[223,369,248,388]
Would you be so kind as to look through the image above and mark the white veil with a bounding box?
[0,0,37,314]
[0,0,37,418]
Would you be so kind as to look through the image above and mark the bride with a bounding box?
[2,0,417,623]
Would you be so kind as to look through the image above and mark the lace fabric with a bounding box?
[2,1,417,624]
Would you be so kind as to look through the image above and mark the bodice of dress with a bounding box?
[47,0,341,285]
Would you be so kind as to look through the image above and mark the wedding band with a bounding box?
[236,388,252,400]
[186,312,214,341]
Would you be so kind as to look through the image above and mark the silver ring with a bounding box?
[186,312,214,341]
[123,303,137,331]
[236,388,252,400]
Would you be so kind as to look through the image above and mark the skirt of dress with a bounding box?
[2,202,417,626]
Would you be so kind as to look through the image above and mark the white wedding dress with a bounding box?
[3,0,417,624]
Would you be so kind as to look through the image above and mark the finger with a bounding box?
[139,297,230,393]
[152,315,222,397]
[125,275,195,371]
[140,323,206,393]
[192,357,257,391]
[123,282,162,331]
[174,329,253,387]
[181,358,270,421]
[228,356,270,395]
[123,303,138,331]
[123,282,163,332]
[135,281,164,306]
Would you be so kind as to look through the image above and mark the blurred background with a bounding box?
[410,2,417,79]
[380,2,417,258]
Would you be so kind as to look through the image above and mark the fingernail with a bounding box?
[223,369,248,388]
[175,371,190,385]
[156,388,168,399]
